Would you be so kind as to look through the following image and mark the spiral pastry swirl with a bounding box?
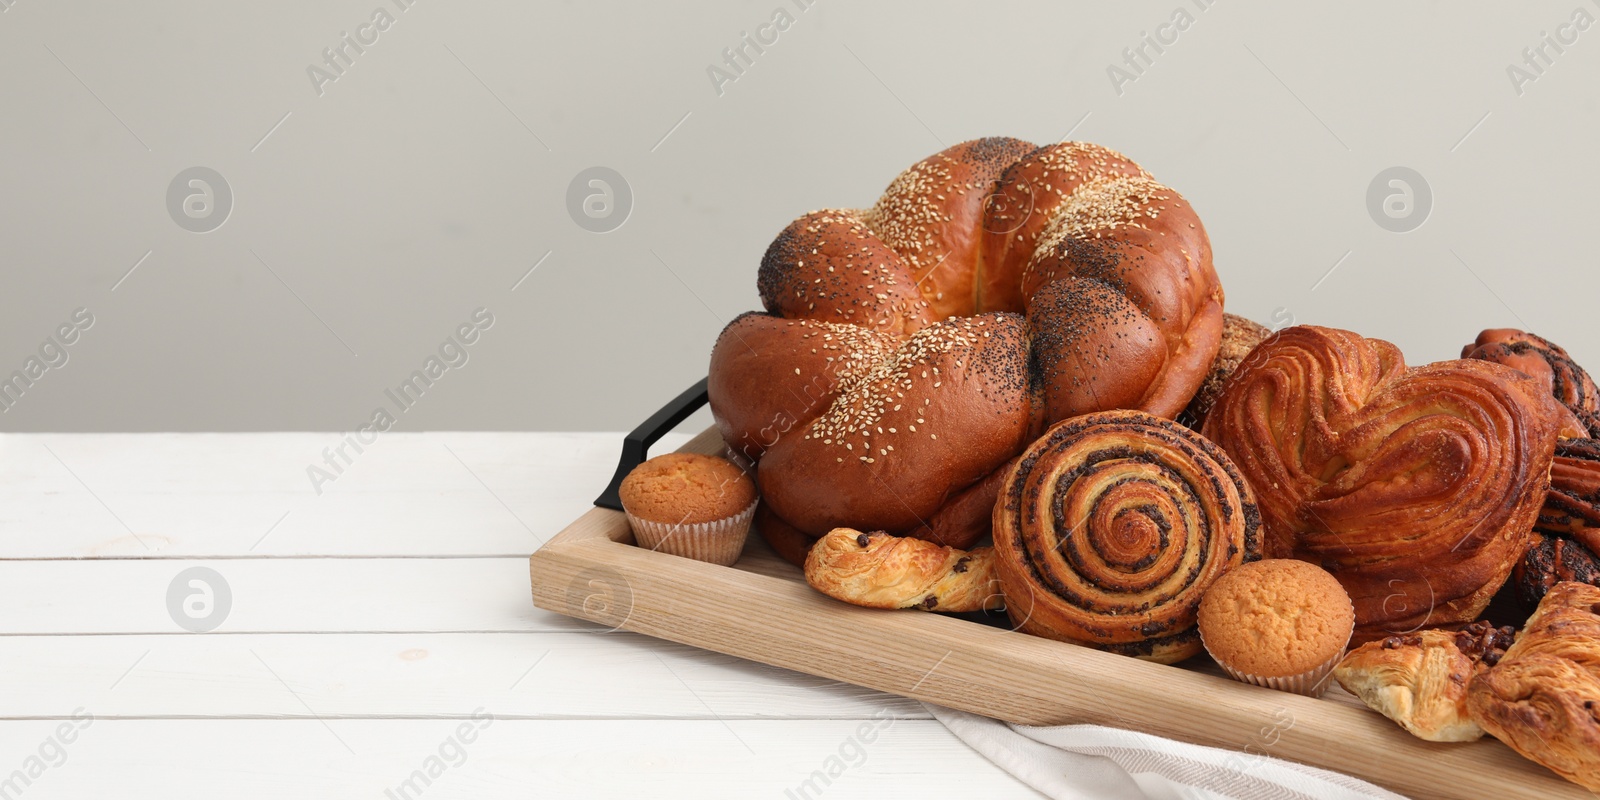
[1203,325,1568,641]
[1463,328,1600,436]
[992,410,1261,664]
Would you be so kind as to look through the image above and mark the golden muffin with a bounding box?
[619,453,757,566]
[1198,559,1356,696]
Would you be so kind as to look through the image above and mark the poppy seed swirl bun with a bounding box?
[710,138,1226,557]
[992,410,1261,663]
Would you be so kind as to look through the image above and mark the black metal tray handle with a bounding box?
[593,378,711,510]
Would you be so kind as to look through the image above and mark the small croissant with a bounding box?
[803,528,1003,613]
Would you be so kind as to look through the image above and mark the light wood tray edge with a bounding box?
[529,427,1581,800]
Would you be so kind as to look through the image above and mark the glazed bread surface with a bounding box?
[714,138,1227,545]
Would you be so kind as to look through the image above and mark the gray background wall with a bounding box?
[1,0,1596,432]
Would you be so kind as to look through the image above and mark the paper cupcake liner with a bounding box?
[1207,642,1348,697]
[624,497,758,567]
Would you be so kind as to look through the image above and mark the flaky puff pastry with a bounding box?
[1467,582,1600,792]
[803,528,1002,613]
[993,410,1260,664]
[1333,622,1515,742]
[1201,325,1567,641]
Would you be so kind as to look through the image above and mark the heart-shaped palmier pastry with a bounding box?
[1202,325,1567,642]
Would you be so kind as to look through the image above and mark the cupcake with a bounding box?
[619,453,758,566]
[1197,559,1356,696]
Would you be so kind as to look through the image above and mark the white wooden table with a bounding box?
[0,432,1043,798]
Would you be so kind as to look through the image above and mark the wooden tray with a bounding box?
[529,425,1585,800]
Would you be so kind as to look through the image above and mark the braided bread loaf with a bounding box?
[710,138,1225,555]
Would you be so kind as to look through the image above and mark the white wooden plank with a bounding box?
[0,432,690,558]
[0,632,926,720]
[0,719,1039,799]
[0,431,1042,797]
[0,558,565,633]
[0,555,801,636]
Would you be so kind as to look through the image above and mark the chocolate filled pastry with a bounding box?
[1519,437,1600,605]
[710,138,1227,547]
[1515,532,1600,606]
[992,410,1260,664]
[1333,621,1516,742]
[1543,437,1600,540]
[1464,328,1600,604]
[1467,582,1600,792]
[1202,326,1567,642]
[1463,328,1600,437]
[804,528,1003,613]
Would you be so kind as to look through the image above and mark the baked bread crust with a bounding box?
[992,409,1260,663]
[708,313,897,464]
[864,137,1036,320]
[1334,622,1515,742]
[757,210,937,337]
[900,456,1019,550]
[1467,582,1600,791]
[978,142,1150,312]
[1021,176,1224,420]
[715,138,1227,545]
[1182,313,1271,430]
[757,314,1033,538]
[1201,325,1566,641]
[755,502,817,568]
[803,527,1002,612]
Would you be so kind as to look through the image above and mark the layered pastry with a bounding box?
[1516,531,1600,605]
[1334,621,1516,742]
[1202,325,1568,641]
[803,527,1003,613]
[991,409,1260,663]
[1467,582,1600,792]
[1463,328,1600,436]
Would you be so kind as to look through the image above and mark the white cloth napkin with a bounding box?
[925,702,1409,800]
